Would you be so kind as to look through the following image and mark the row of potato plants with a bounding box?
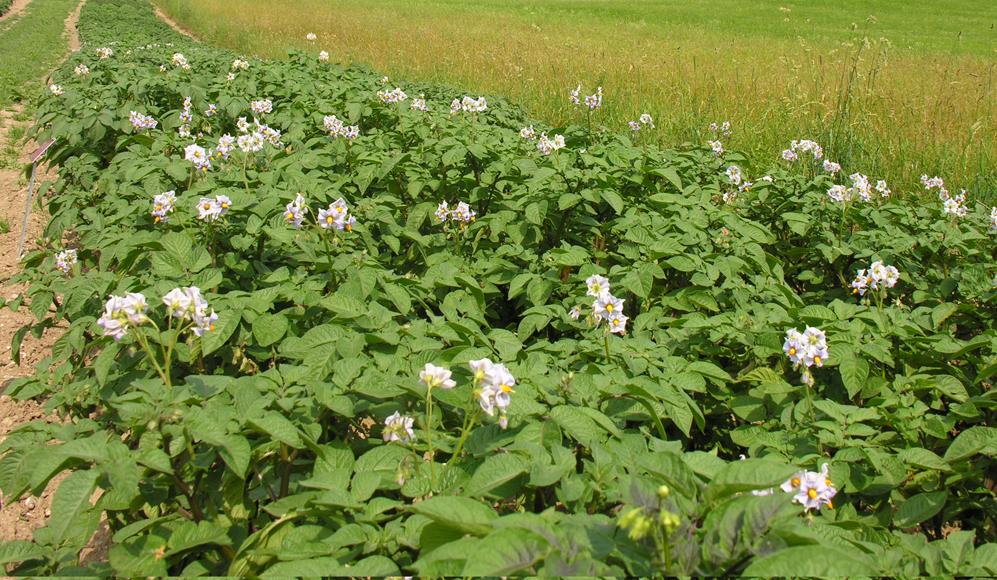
[0,0,994,575]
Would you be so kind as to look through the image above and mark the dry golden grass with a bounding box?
[155,0,997,194]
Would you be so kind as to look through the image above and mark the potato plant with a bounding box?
[0,0,994,575]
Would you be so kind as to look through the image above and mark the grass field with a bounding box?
[0,0,80,106]
[155,0,997,195]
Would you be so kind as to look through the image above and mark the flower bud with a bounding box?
[659,510,680,533]
[628,515,652,541]
[618,507,642,529]
[657,484,670,499]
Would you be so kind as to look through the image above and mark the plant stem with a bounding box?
[135,331,170,388]
[163,315,176,378]
[321,229,336,280]
[242,154,251,196]
[804,380,824,455]
[425,388,437,489]
[663,533,672,575]
[452,406,480,460]
[279,444,292,498]
[804,381,816,426]
[604,332,611,363]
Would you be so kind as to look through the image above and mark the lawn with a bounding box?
[0,0,80,106]
[0,0,994,575]
[155,0,997,195]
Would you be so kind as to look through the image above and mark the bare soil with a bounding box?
[154,4,197,40]
[65,0,82,52]
[0,0,33,23]
[0,104,64,551]
[0,0,109,565]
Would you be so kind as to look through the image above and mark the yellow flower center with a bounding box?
[791,477,800,487]
[807,488,818,499]
[813,356,822,365]
[500,385,513,393]
[344,223,352,232]
[789,347,796,355]
[606,304,614,313]
[325,216,334,225]
[203,203,211,210]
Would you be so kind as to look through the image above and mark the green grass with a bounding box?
[156,0,997,195]
[0,120,25,169]
[0,0,80,106]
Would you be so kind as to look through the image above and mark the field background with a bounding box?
[160,0,994,195]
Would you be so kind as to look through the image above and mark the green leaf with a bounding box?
[838,354,869,399]
[621,264,654,299]
[200,308,242,356]
[601,189,624,213]
[0,540,47,565]
[49,468,99,546]
[665,255,697,273]
[263,556,399,577]
[464,453,529,497]
[549,405,607,448]
[798,304,836,322]
[167,520,232,556]
[704,459,796,502]
[651,167,683,191]
[159,231,194,262]
[252,313,289,347]
[894,491,947,527]
[944,427,997,462]
[462,528,549,576]
[408,496,497,536]
[743,545,877,576]
[249,412,305,448]
[261,557,341,577]
[899,448,951,472]
[489,329,523,360]
[933,375,969,402]
[219,435,252,477]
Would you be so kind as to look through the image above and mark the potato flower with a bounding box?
[284,194,308,228]
[419,363,456,390]
[55,249,77,274]
[97,293,149,340]
[383,412,415,443]
[150,190,176,223]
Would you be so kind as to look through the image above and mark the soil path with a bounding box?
[0,0,110,563]
[65,0,82,52]
[154,4,197,40]
[0,0,32,23]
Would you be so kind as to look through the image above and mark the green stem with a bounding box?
[163,315,176,377]
[321,229,336,280]
[663,531,672,575]
[135,330,170,388]
[242,154,251,196]
[804,379,824,455]
[279,444,292,498]
[604,332,611,363]
[452,406,481,460]
[804,380,816,426]
[425,388,437,489]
